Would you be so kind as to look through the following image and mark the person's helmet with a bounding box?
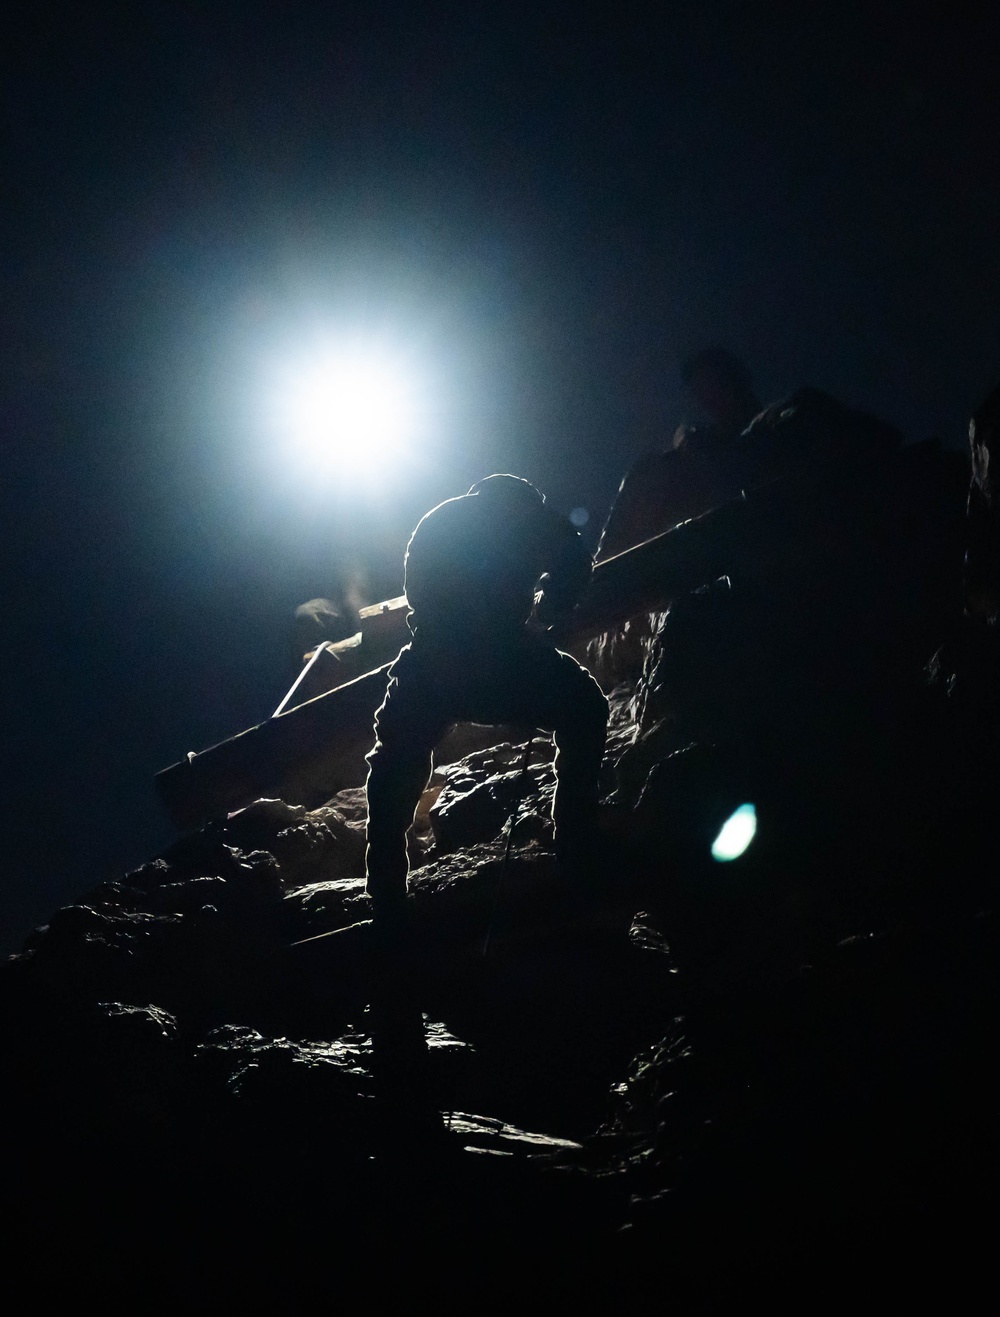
[467,473,545,511]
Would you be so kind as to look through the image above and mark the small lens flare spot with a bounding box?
[570,506,589,527]
[711,803,757,862]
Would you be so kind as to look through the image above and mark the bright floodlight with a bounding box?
[711,803,757,862]
[277,347,421,479]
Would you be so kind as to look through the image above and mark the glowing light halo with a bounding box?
[271,341,424,483]
[710,803,757,862]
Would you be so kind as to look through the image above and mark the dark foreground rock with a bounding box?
[4,626,999,1300]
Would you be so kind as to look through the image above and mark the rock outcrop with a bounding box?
[5,424,998,1297]
[5,646,997,1299]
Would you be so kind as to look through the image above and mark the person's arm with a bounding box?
[534,506,593,625]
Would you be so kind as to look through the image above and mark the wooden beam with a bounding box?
[155,664,392,833]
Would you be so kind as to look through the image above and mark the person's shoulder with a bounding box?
[744,388,902,457]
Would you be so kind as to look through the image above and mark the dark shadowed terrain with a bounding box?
[5,460,997,1295]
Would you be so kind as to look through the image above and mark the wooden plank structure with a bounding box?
[155,494,743,833]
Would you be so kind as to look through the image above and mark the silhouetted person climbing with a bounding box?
[672,347,763,450]
[597,348,763,561]
[365,474,609,928]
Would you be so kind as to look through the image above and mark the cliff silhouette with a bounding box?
[3,414,997,1302]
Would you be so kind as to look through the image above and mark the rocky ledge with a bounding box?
[3,648,998,1298]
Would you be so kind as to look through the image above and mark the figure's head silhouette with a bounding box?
[680,347,760,433]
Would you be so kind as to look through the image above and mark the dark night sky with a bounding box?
[3,1,999,953]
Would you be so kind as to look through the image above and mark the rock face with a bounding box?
[4,448,998,1295]
[6,662,997,1298]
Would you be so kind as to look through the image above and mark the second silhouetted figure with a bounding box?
[365,474,609,926]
